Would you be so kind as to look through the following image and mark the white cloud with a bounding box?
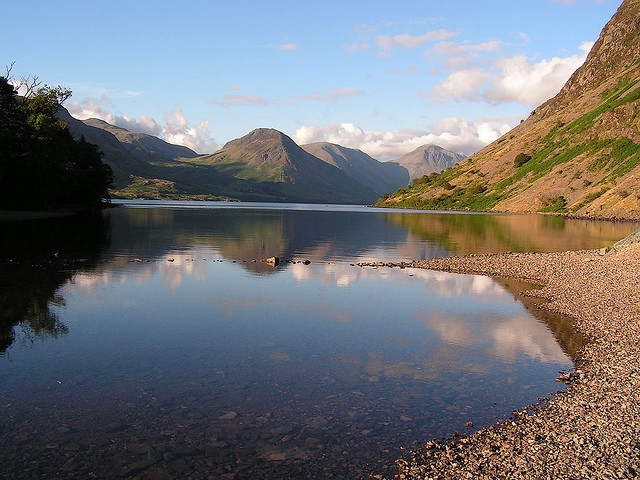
[429,41,593,106]
[484,43,592,105]
[431,68,489,103]
[162,105,218,154]
[293,117,516,161]
[67,98,220,154]
[431,39,505,70]
[376,29,457,52]
[278,43,299,51]
[67,97,163,136]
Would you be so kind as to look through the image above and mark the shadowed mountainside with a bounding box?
[302,142,409,195]
[392,144,466,181]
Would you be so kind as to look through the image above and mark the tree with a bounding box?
[0,72,112,210]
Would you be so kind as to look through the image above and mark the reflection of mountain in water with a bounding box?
[382,211,636,254]
[0,214,110,353]
[101,204,638,274]
[103,206,449,273]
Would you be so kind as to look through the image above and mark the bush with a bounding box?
[514,153,532,168]
[540,195,568,213]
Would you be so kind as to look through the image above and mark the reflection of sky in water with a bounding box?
[1,239,575,477]
[0,203,621,478]
[55,248,570,388]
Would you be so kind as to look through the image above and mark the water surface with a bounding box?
[0,202,634,479]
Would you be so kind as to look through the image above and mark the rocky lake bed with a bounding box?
[393,234,640,479]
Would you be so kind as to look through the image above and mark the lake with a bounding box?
[0,201,636,479]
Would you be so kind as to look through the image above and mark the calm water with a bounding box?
[0,202,636,479]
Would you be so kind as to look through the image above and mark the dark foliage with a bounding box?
[0,76,113,210]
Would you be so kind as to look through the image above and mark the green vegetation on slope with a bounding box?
[374,75,640,214]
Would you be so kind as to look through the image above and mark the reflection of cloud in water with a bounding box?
[423,311,568,364]
[67,249,216,296]
[291,263,359,286]
[424,311,478,347]
[292,262,509,301]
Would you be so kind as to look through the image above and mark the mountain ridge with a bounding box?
[301,142,409,195]
[171,128,382,204]
[65,113,453,203]
[392,144,466,181]
[375,0,640,220]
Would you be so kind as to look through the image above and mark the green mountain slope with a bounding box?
[376,0,640,220]
[185,128,381,204]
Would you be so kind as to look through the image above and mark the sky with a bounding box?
[2,0,622,161]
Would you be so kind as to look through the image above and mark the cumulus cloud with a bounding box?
[431,68,489,103]
[162,105,218,154]
[293,117,516,161]
[67,97,163,136]
[484,47,591,104]
[67,98,219,154]
[429,41,593,106]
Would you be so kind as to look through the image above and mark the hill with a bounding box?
[82,118,198,162]
[65,113,382,203]
[301,142,409,195]
[375,0,640,220]
[392,144,466,181]
[187,128,381,204]
[59,108,157,187]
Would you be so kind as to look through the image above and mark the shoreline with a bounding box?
[395,241,640,478]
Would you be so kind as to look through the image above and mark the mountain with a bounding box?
[62,112,379,203]
[190,128,381,204]
[58,108,163,187]
[301,142,409,195]
[392,145,466,181]
[82,118,198,161]
[375,0,640,220]
[60,109,260,200]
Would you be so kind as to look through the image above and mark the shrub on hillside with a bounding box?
[514,152,532,168]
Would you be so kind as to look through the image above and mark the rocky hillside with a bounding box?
[302,142,409,195]
[376,0,640,220]
[392,145,466,181]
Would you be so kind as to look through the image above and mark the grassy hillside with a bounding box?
[376,0,640,220]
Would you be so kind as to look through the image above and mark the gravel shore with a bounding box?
[395,239,640,479]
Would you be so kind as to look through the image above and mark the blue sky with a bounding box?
[3,0,621,160]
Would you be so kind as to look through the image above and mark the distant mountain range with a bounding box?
[61,109,463,204]
[376,0,640,220]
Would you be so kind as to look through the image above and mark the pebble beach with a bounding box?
[395,236,640,479]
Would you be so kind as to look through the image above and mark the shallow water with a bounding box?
[0,202,633,479]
